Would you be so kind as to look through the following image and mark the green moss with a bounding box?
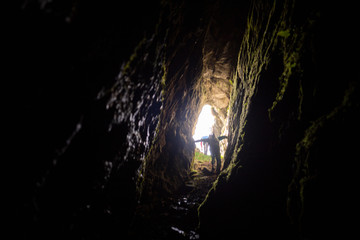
[123,37,147,73]
[268,29,305,120]
[160,61,168,102]
[161,60,167,87]
[194,151,211,163]
[277,29,291,38]
[287,81,357,226]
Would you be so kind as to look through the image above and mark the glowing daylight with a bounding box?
[193,104,215,154]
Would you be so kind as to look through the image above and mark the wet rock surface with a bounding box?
[130,161,217,240]
[13,0,360,239]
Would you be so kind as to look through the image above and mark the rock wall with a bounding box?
[199,0,359,239]
[13,1,162,239]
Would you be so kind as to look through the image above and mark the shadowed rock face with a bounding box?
[198,1,360,239]
[15,0,359,239]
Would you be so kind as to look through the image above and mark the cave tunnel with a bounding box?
[13,0,360,239]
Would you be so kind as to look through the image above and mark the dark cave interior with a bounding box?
[12,0,359,239]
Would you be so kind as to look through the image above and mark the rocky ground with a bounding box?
[129,153,221,239]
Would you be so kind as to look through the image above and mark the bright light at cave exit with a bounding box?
[193,105,215,155]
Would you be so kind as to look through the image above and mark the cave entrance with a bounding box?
[192,104,215,155]
[191,103,228,177]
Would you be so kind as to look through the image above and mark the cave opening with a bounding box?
[192,104,215,155]
[191,102,229,174]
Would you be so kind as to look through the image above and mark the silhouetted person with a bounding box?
[195,134,227,174]
[208,134,221,173]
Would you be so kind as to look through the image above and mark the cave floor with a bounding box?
[129,159,218,239]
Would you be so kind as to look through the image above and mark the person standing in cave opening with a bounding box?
[208,134,221,173]
[195,134,227,174]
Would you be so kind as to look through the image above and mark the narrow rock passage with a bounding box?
[129,156,218,239]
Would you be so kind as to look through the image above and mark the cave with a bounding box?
[14,0,359,239]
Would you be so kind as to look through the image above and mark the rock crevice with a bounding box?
[15,0,359,239]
